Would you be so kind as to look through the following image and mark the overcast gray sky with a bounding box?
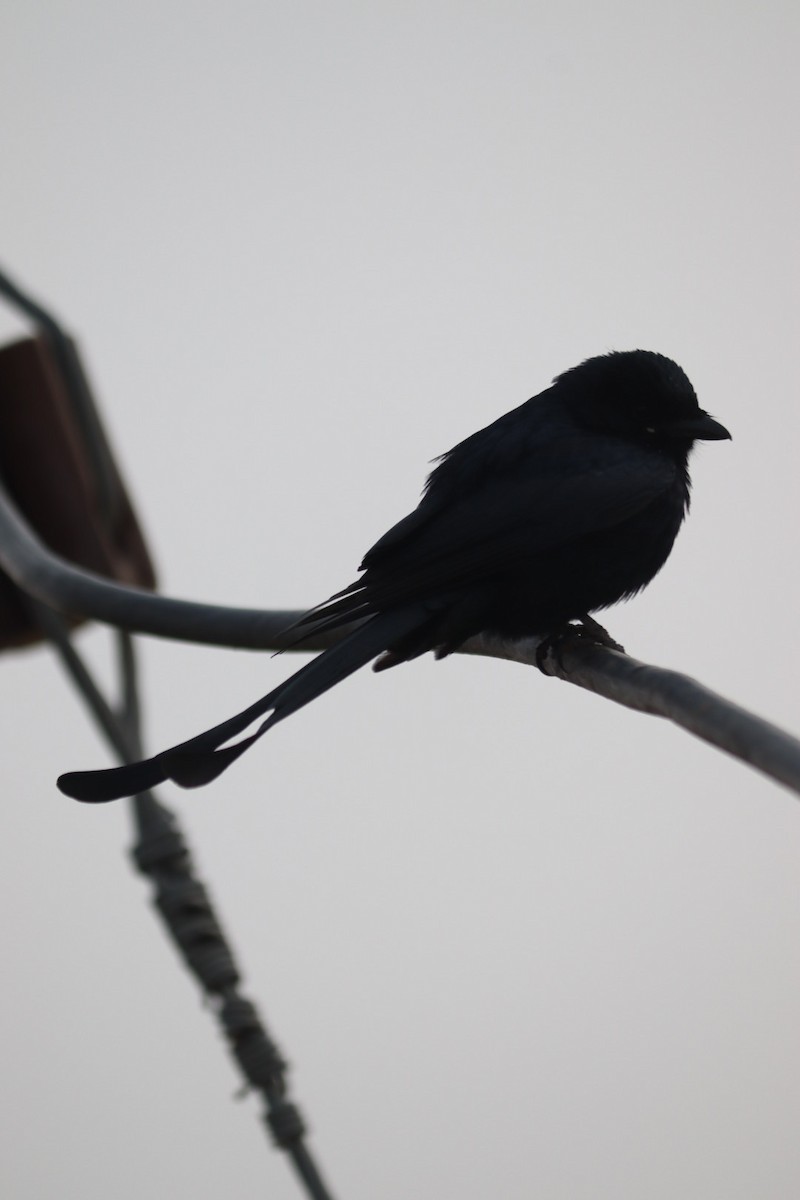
[1,3,799,1198]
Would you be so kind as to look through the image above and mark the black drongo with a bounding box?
[58,349,730,802]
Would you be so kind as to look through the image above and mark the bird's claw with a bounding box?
[535,616,625,674]
[574,614,625,653]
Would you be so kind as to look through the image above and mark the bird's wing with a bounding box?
[352,445,678,606]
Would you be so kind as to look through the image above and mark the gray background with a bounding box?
[1,3,798,1197]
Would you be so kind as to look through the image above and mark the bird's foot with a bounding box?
[574,614,625,653]
[535,616,625,674]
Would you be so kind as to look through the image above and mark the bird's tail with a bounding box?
[57,607,425,803]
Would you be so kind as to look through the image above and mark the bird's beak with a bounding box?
[665,412,732,441]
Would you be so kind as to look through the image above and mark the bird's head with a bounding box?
[556,350,731,449]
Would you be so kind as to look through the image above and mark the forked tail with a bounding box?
[57,607,425,802]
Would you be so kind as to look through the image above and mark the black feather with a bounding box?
[57,350,729,802]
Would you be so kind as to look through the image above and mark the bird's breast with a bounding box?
[482,485,688,638]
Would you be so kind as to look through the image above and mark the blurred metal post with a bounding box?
[0,266,338,1200]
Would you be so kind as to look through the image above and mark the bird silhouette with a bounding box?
[58,349,730,802]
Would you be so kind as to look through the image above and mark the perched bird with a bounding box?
[58,350,730,803]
